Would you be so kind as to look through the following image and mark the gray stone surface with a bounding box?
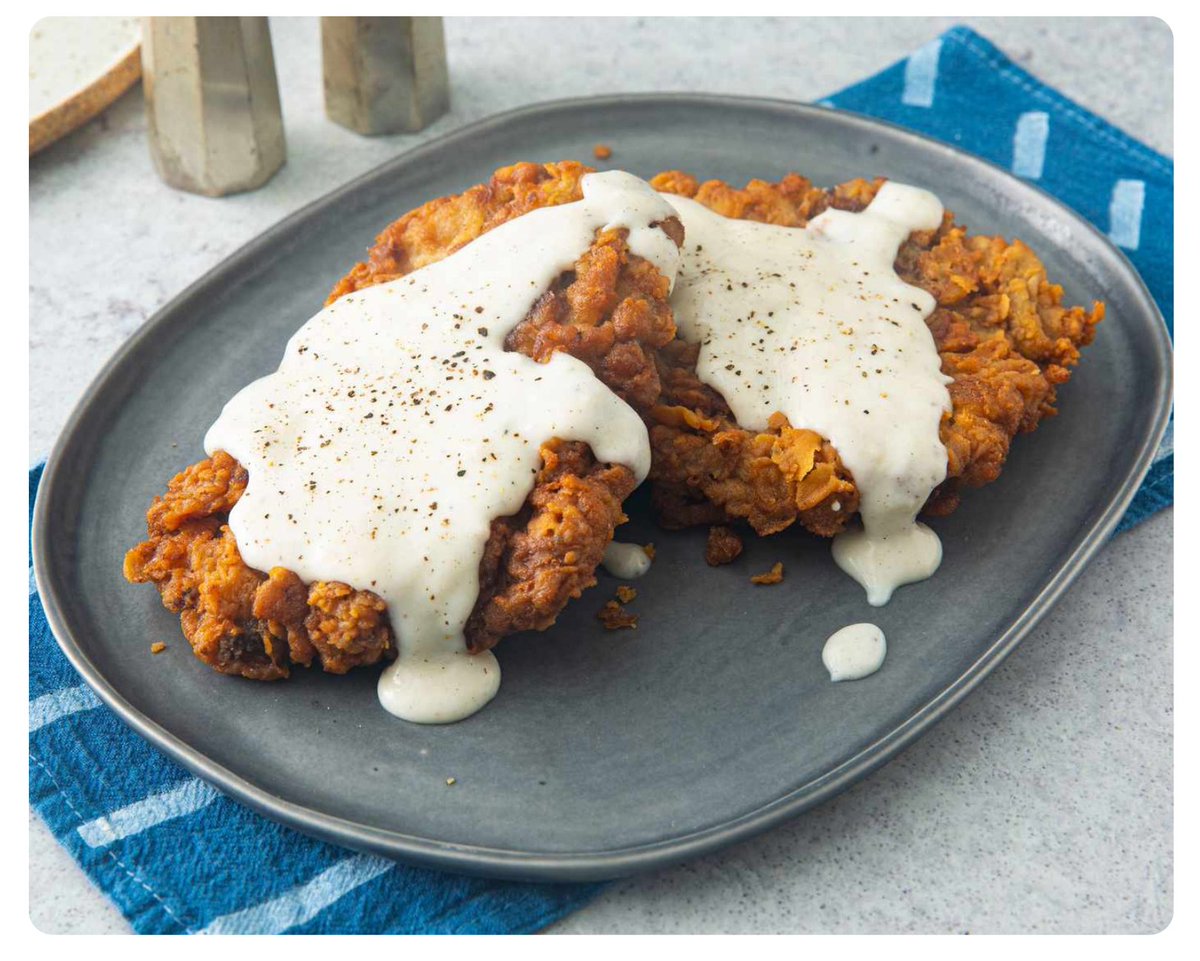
[29,16,1171,935]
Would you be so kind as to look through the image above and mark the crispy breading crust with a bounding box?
[126,162,675,680]
[647,170,1103,535]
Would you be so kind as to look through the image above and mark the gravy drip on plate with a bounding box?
[205,171,681,724]
[822,623,887,681]
[601,541,653,579]
[664,183,950,606]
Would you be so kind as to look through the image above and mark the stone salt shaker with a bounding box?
[141,17,286,197]
[321,17,449,135]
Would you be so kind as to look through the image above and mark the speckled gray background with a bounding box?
[29,16,1172,934]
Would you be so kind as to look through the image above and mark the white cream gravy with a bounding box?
[663,183,950,606]
[205,171,681,723]
[822,623,887,681]
[601,541,652,579]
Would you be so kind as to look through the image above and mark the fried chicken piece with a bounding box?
[127,162,679,680]
[705,525,744,566]
[648,171,1103,535]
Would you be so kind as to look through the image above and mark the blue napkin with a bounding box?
[29,463,603,934]
[29,26,1173,935]
[821,25,1173,531]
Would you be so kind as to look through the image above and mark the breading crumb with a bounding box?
[598,599,638,630]
[642,543,655,560]
[593,143,612,160]
[750,561,784,585]
[615,585,637,604]
[151,642,166,654]
[705,525,743,566]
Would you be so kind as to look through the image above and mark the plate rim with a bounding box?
[32,91,1174,882]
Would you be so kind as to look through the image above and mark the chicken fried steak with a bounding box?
[647,170,1103,537]
[126,163,682,683]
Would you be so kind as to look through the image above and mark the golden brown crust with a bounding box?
[648,170,1103,535]
[327,162,594,297]
[124,452,396,680]
[463,440,636,652]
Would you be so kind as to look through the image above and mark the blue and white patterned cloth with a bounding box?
[29,26,1172,935]
[823,26,1173,529]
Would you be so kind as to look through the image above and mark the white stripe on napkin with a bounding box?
[1109,179,1146,251]
[199,853,395,935]
[1011,111,1050,179]
[77,777,220,848]
[29,684,101,732]
[901,38,942,108]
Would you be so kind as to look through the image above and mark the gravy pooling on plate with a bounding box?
[663,183,951,605]
[205,171,680,722]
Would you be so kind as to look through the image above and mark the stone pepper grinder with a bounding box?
[141,17,286,196]
[321,17,449,135]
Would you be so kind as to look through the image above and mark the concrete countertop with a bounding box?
[29,16,1172,934]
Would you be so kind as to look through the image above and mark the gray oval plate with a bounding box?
[33,94,1171,882]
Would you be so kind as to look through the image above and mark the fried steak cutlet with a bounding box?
[125,162,681,681]
[646,170,1103,537]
